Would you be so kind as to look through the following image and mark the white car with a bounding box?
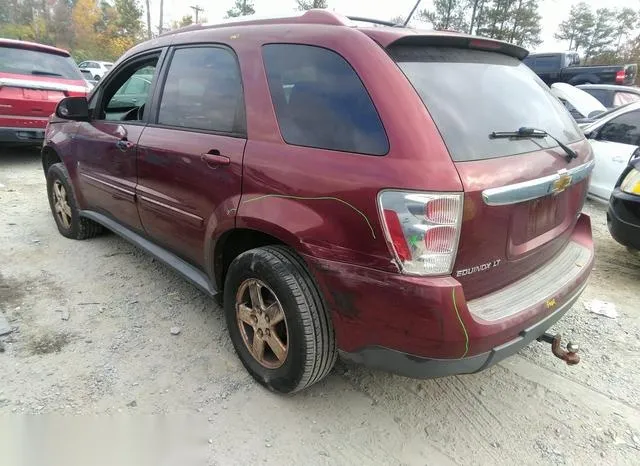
[550,82,606,125]
[582,101,640,202]
[78,60,113,81]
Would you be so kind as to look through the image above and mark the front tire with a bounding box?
[224,246,336,394]
[46,163,102,240]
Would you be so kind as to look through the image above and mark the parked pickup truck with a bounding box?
[524,51,637,86]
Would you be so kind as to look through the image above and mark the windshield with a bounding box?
[0,46,83,80]
[389,46,583,162]
[105,64,113,70]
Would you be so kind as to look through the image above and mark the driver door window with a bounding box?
[97,57,158,122]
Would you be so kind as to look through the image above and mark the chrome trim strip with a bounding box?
[138,195,204,228]
[482,159,595,206]
[80,173,135,201]
[0,77,88,94]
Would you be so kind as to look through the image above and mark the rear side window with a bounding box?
[262,44,388,155]
[0,46,83,80]
[157,47,244,134]
[390,46,582,162]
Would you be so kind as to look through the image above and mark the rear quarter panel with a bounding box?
[223,26,462,270]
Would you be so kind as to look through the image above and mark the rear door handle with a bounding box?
[201,150,230,167]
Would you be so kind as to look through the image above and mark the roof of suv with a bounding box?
[0,38,71,57]
[123,10,527,61]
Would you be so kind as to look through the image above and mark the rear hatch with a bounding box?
[0,43,87,129]
[388,42,593,300]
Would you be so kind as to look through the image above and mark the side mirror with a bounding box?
[55,97,89,121]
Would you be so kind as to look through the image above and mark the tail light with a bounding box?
[616,70,625,84]
[378,191,463,275]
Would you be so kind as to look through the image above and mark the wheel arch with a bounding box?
[212,226,303,291]
[41,145,62,175]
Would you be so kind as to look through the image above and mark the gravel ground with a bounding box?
[1,149,639,465]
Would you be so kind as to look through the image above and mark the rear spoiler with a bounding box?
[387,34,529,60]
[0,77,88,93]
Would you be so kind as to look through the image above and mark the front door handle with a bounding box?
[201,150,230,167]
[116,138,134,152]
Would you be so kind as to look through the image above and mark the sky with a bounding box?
[149,0,640,52]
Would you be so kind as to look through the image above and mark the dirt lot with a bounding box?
[1,149,639,465]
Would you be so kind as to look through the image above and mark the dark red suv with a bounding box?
[42,11,595,394]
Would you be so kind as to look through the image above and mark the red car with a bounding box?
[0,38,87,146]
[42,11,595,394]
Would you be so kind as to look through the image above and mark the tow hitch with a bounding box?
[537,333,580,365]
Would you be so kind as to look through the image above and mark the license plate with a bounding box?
[527,196,559,238]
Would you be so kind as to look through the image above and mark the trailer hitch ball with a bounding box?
[537,333,580,366]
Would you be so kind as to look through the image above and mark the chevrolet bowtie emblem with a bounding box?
[552,170,573,194]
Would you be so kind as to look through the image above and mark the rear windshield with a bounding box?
[523,55,560,72]
[390,47,582,162]
[0,46,83,80]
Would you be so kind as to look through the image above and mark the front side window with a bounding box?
[262,44,388,155]
[157,47,244,134]
[97,57,158,121]
[598,110,640,145]
[108,67,154,111]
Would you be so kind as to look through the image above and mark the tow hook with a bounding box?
[537,333,580,365]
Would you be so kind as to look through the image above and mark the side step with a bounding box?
[80,210,217,297]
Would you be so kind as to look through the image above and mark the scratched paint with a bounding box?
[241,194,377,239]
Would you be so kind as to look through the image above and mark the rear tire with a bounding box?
[224,245,336,394]
[46,163,103,240]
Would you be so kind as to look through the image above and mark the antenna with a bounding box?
[403,0,422,27]
[190,5,204,23]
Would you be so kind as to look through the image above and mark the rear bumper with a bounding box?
[607,189,640,250]
[0,126,45,144]
[305,214,593,378]
[340,281,586,378]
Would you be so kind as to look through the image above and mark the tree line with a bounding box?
[410,0,543,48]
[555,2,640,66]
[0,0,326,61]
[3,1,639,64]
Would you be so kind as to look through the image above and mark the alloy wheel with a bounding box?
[52,179,72,229]
[236,278,289,369]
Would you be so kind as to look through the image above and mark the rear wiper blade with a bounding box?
[31,70,63,77]
[489,127,578,163]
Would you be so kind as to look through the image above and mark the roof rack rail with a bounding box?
[159,10,404,38]
[347,16,402,27]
